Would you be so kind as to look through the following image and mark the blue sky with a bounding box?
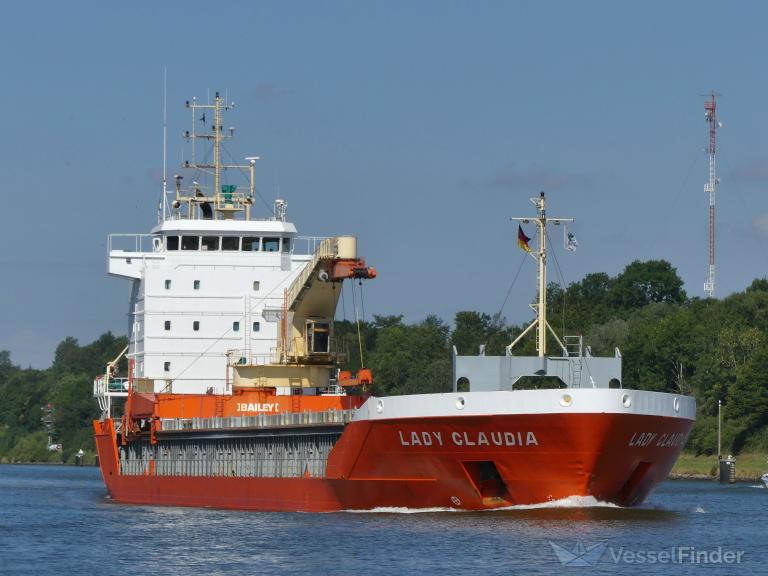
[2,1,768,367]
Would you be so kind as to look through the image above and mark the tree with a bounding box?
[608,260,686,313]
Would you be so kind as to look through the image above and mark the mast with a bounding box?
[177,92,256,221]
[509,192,573,357]
[162,67,168,221]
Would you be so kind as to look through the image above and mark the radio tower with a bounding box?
[703,92,720,298]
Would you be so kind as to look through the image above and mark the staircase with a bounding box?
[285,238,337,311]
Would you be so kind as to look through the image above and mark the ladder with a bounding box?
[563,335,583,388]
[214,396,225,418]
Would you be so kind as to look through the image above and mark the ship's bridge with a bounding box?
[106,219,331,280]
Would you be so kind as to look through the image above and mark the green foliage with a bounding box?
[0,333,127,463]
[1,263,767,462]
[368,315,452,396]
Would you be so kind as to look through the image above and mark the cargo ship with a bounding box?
[93,93,696,511]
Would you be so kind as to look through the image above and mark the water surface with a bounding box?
[0,465,765,575]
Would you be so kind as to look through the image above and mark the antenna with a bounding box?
[162,67,168,221]
[703,92,720,298]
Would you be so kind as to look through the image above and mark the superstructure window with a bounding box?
[193,280,200,290]
[181,236,200,251]
[221,236,239,251]
[166,236,179,251]
[193,321,200,331]
[252,321,260,332]
[164,361,171,372]
[164,321,171,331]
[242,237,260,251]
[263,237,279,252]
[252,281,260,291]
[282,237,291,253]
[233,321,240,332]
[164,279,171,290]
[201,236,219,251]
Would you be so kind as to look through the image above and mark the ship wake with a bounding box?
[343,495,621,514]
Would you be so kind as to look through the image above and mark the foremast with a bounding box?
[508,191,573,357]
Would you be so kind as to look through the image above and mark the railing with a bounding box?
[108,234,163,254]
[107,233,328,256]
[93,375,129,418]
[285,237,338,308]
[227,338,346,367]
[294,236,331,255]
[93,375,130,396]
[159,409,356,432]
[227,349,281,366]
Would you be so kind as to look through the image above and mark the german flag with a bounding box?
[517,225,532,252]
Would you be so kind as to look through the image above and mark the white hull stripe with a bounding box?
[354,388,696,422]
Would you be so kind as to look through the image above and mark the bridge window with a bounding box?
[252,281,260,291]
[221,236,239,251]
[282,237,291,253]
[166,236,179,251]
[233,321,240,332]
[164,321,171,331]
[263,237,279,252]
[242,237,260,251]
[193,280,200,290]
[193,321,200,331]
[252,321,260,332]
[164,361,171,372]
[181,236,200,251]
[201,236,219,251]
[164,279,171,290]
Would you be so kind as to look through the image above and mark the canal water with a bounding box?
[0,465,765,575]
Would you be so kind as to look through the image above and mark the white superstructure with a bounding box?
[104,92,350,395]
[109,220,321,394]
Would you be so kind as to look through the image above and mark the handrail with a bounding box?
[108,233,329,256]
[159,409,357,432]
[284,237,338,309]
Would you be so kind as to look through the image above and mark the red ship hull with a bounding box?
[95,407,693,511]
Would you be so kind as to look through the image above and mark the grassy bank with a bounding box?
[670,452,767,481]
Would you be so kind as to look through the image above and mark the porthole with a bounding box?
[621,393,632,408]
[376,400,384,414]
[673,397,680,413]
[456,396,466,410]
[560,394,573,407]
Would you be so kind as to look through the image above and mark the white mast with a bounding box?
[162,67,168,221]
[508,192,573,357]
